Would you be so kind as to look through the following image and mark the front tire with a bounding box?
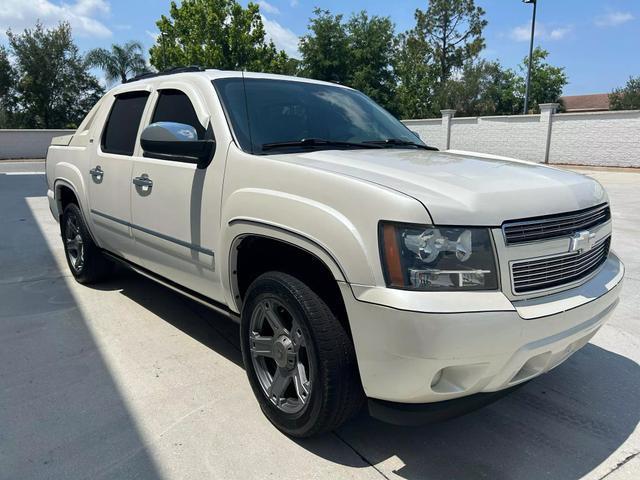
[61,203,112,284]
[241,272,363,437]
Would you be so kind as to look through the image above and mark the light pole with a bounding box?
[523,0,537,114]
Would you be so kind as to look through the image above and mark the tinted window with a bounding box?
[101,91,150,156]
[214,79,251,149]
[214,78,426,154]
[151,89,205,138]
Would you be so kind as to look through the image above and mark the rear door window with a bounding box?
[151,89,205,139]
[101,91,150,156]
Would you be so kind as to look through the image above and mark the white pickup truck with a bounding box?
[46,68,624,437]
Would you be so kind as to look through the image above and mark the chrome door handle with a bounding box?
[132,174,153,188]
[89,165,103,182]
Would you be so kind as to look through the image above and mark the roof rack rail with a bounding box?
[124,65,206,84]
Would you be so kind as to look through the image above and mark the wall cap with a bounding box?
[402,118,442,124]
[539,103,560,113]
[0,129,76,133]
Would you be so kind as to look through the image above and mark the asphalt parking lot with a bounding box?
[1,160,638,480]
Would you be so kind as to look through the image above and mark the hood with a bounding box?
[274,149,607,226]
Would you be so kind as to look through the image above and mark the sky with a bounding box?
[0,0,638,95]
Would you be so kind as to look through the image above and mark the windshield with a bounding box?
[214,77,429,154]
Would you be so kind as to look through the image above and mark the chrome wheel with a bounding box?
[64,214,84,272]
[249,298,312,414]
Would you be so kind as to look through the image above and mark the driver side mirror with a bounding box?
[140,122,215,169]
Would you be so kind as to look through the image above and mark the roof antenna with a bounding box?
[161,31,167,71]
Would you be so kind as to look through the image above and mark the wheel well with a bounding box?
[57,185,78,216]
[235,236,351,335]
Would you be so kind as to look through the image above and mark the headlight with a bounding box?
[379,222,498,291]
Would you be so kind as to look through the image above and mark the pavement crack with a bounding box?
[597,451,640,479]
[332,430,391,480]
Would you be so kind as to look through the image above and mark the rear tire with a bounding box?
[240,272,363,437]
[61,203,112,284]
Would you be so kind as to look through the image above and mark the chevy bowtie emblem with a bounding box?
[569,230,596,253]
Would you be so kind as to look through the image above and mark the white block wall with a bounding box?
[2,110,639,168]
[549,111,640,167]
[403,108,640,168]
[404,119,443,149]
[449,115,547,163]
[0,129,75,159]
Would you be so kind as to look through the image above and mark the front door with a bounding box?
[129,85,224,300]
[87,90,150,259]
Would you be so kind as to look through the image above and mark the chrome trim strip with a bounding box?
[91,209,215,257]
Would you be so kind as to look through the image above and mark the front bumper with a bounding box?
[342,252,624,404]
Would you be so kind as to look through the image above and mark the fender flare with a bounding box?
[53,177,100,246]
[222,218,349,313]
[52,158,89,216]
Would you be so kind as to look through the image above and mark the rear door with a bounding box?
[87,90,150,259]
[129,84,224,298]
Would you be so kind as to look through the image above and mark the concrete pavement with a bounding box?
[1,160,638,479]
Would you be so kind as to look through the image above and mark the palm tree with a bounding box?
[86,41,148,84]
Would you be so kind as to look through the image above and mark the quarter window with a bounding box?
[151,89,205,139]
[101,91,150,156]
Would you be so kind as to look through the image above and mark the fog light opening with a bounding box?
[430,369,443,389]
[430,364,489,394]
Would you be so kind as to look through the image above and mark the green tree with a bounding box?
[279,57,301,77]
[0,46,13,99]
[393,28,437,119]
[416,0,487,85]
[444,60,519,116]
[299,8,349,83]
[395,0,487,118]
[149,0,290,73]
[610,76,640,110]
[517,47,567,113]
[300,9,397,111]
[86,41,147,84]
[0,46,15,127]
[345,12,397,112]
[7,22,103,128]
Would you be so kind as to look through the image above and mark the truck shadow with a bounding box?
[107,266,640,480]
[0,174,162,480]
[99,266,245,368]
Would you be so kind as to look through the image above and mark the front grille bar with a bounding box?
[512,241,608,277]
[503,204,610,245]
[511,237,610,294]
[513,254,606,287]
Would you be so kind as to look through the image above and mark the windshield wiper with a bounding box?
[261,138,383,151]
[364,138,439,151]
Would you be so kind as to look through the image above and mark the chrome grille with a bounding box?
[503,204,610,245]
[511,237,610,294]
